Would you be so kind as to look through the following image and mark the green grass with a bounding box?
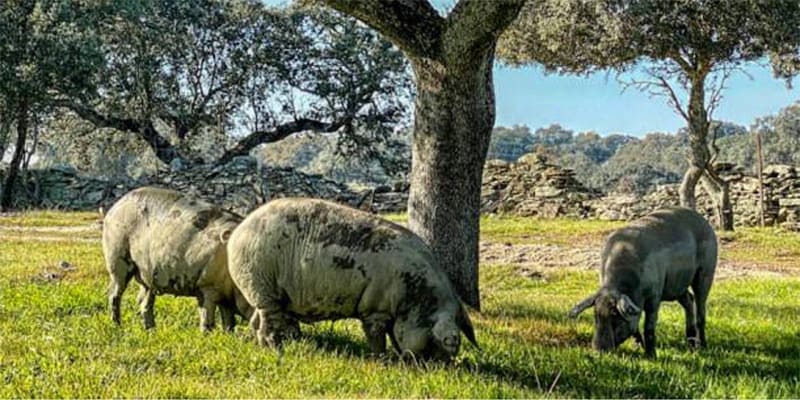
[384,213,624,245]
[718,227,800,269]
[1,212,799,398]
[0,210,100,227]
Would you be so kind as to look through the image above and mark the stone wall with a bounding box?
[359,153,602,217]
[591,164,800,230]
[0,164,130,210]
[7,156,800,231]
[480,154,601,218]
[155,156,362,215]
[1,156,364,214]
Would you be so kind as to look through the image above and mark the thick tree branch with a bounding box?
[216,116,352,165]
[318,0,444,58]
[52,99,182,164]
[443,0,525,61]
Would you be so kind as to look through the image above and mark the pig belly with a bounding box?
[279,255,369,323]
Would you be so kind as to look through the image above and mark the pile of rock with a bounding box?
[764,165,800,230]
[1,157,364,214]
[358,181,409,214]
[591,164,800,229]
[154,156,361,215]
[480,153,601,218]
[0,164,130,210]
[360,154,604,216]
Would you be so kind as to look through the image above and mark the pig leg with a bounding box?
[220,305,236,332]
[692,272,714,348]
[106,257,134,326]
[643,299,660,358]
[361,314,392,356]
[677,291,699,349]
[137,286,156,329]
[254,302,298,347]
[198,290,220,332]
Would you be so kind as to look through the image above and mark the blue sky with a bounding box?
[492,63,799,137]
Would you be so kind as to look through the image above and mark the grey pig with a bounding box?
[227,198,478,361]
[569,207,717,358]
[102,187,252,331]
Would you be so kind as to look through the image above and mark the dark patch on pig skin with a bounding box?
[398,270,439,328]
[332,256,357,270]
[281,204,398,253]
[317,222,398,253]
[192,208,223,230]
[284,213,301,225]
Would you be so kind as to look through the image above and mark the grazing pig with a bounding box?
[227,198,478,361]
[102,187,252,331]
[569,207,717,358]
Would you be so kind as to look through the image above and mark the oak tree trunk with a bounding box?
[0,107,10,159]
[679,165,704,209]
[701,171,733,230]
[680,74,734,230]
[681,76,711,210]
[319,0,524,310]
[1,100,28,211]
[407,48,497,310]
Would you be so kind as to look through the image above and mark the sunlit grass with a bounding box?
[0,209,100,227]
[383,213,624,245]
[1,212,799,397]
[718,227,800,269]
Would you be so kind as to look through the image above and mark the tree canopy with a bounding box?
[49,0,413,166]
[498,0,800,229]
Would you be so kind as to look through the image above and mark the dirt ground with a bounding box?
[2,222,796,280]
[479,240,798,280]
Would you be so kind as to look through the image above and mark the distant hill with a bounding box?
[259,102,800,195]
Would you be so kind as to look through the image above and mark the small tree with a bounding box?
[0,0,104,210]
[499,0,800,230]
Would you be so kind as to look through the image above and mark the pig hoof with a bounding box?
[257,331,284,348]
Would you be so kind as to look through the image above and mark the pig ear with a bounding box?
[616,294,641,319]
[456,303,480,350]
[568,292,599,318]
[219,229,233,243]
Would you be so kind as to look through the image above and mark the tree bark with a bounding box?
[681,76,710,209]
[0,107,11,161]
[1,100,29,211]
[55,100,183,165]
[321,0,524,309]
[700,171,733,230]
[406,49,497,309]
[679,73,734,230]
[679,165,704,209]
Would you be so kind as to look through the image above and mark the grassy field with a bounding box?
[1,211,799,398]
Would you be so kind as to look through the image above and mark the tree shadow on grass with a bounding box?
[300,326,372,358]
[470,299,800,397]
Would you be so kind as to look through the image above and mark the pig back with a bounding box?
[227,198,439,321]
[103,187,241,295]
